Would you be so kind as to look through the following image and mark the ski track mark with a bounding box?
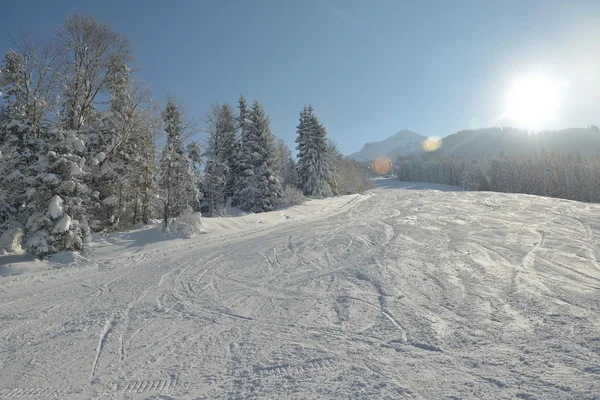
[254,358,336,378]
[91,318,114,378]
[194,256,223,285]
[121,377,177,393]
[0,387,61,398]
[523,231,546,269]
[338,295,407,341]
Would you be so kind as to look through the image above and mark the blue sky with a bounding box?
[2,0,600,155]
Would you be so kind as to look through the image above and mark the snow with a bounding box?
[42,173,60,185]
[6,170,22,180]
[48,195,64,219]
[0,227,23,254]
[160,212,204,237]
[1,186,600,399]
[0,254,50,277]
[101,195,117,206]
[72,138,86,153]
[70,162,84,176]
[52,214,72,233]
[6,119,20,130]
[225,197,246,217]
[23,231,48,256]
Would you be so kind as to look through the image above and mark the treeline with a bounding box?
[0,15,369,256]
[396,149,600,202]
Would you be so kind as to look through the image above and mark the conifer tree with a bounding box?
[234,101,282,212]
[157,99,200,230]
[295,105,332,197]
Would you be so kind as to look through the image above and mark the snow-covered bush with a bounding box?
[0,226,23,254]
[280,186,306,208]
[159,212,204,237]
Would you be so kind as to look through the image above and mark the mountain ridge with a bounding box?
[348,130,425,162]
[348,126,600,162]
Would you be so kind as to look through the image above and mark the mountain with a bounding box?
[348,130,425,162]
[429,127,600,159]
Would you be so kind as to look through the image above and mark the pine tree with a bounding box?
[219,105,238,199]
[326,140,343,196]
[157,99,200,230]
[0,50,30,237]
[23,127,92,256]
[273,140,299,189]
[462,160,481,191]
[233,101,282,212]
[231,95,248,207]
[202,104,236,216]
[295,105,332,197]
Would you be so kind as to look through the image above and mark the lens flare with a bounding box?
[372,156,393,175]
[421,137,442,152]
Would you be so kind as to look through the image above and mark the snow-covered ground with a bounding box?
[1,181,600,399]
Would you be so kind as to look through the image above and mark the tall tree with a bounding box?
[21,126,92,256]
[157,99,200,230]
[56,14,133,132]
[295,105,332,197]
[234,101,282,212]
[202,104,237,216]
[273,139,299,189]
[231,95,248,207]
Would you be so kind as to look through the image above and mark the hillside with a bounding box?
[348,130,425,162]
[1,182,599,399]
[429,127,600,159]
[350,127,600,164]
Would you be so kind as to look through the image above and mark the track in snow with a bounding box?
[1,185,600,399]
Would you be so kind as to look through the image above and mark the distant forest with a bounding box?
[427,126,600,159]
[396,148,600,203]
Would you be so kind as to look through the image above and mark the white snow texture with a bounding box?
[47,195,64,219]
[0,180,599,399]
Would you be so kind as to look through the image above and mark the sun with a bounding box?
[505,73,565,130]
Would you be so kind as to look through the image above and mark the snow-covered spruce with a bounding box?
[202,104,238,216]
[157,99,201,231]
[295,105,333,198]
[233,100,282,213]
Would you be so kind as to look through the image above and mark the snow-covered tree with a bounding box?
[0,50,27,119]
[0,46,54,246]
[219,105,238,199]
[462,160,482,191]
[86,65,158,231]
[157,99,200,230]
[233,100,282,212]
[202,104,237,216]
[230,95,249,207]
[22,128,92,256]
[57,14,133,132]
[236,95,249,149]
[295,105,332,197]
[273,139,299,189]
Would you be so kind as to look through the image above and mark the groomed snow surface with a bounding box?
[1,178,600,399]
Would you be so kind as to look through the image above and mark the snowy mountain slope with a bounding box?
[0,195,363,277]
[1,183,600,399]
[348,130,425,162]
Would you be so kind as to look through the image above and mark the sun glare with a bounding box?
[506,74,565,130]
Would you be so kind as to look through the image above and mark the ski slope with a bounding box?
[1,180,600,399]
